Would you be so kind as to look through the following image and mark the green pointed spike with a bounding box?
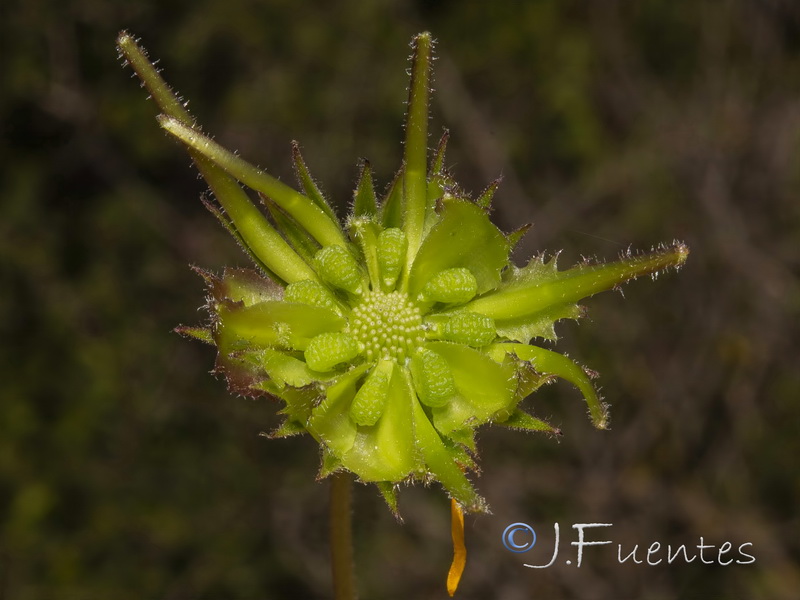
[353,159,378,217]
[174,325,214,345]
[476,177,502,210]
[505,353,555,401]
[430,129,450,175]
[376,482,401,518]
[426,132,450,210]
[267,419,309,439]
[158,115,346,249]
[381,166,404,229]
[444,428,476,453]
[291,141,338,222]
[498,409,561,436]
[506,223,532,252]
[402,32,433,273]
[441,436,477,471]
[319,448,344,479]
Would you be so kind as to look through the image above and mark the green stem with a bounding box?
[330,472,356,600]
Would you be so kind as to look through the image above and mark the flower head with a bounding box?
[118,32,688,514]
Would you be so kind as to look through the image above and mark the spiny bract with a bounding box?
[118,32,688,513]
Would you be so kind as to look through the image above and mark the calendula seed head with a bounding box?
[120,30,688,515]
[348,291,424,362]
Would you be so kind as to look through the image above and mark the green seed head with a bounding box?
[120,30,688,514]
[348,291,424,362]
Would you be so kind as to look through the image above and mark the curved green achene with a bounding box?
[158,116,346,249]
[284,279,340,313]
[117,34,317,285]
[402,32,433,276]
[438,313,496,347]
[487,343,608,429]
[466,243,689,321]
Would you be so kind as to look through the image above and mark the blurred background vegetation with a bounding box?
[2,0,800,598]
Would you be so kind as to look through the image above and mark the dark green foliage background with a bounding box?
[2,0,799,598]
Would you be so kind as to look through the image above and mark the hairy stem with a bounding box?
[330,472,356,600]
